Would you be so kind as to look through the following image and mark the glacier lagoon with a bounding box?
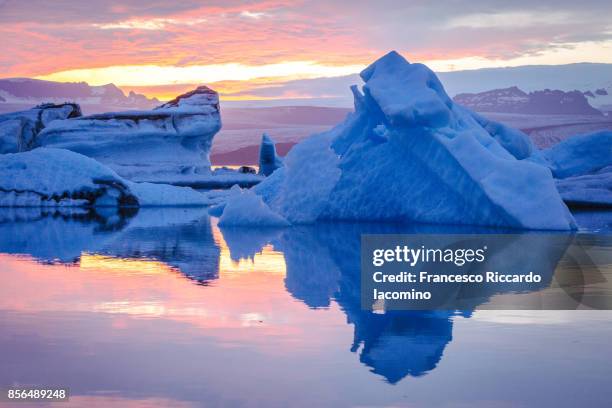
[0,207,611,407]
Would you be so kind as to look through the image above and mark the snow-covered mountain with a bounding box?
[584,84,612,112]
[454,86,602,115]
[219,63,612,108]
[0,78,159,114]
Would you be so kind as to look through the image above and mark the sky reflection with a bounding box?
[1,208,611,407]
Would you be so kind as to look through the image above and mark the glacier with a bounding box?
[0,148,210,208]
[35,86,222,183]
[215,51,576,230]
[0,102,81,154]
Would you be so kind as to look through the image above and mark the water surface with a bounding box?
[0,208,611,407]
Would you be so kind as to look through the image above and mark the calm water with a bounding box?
[0,208,611,408]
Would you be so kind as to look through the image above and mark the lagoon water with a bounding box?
[0,208,611,407]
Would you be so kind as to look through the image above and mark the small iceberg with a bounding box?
[533,131,612,207]
[36,86,222,183]
[218,187,290,227]
[0,148,210,208]
[258,133,283,176]
[555,167,612,207]
[535,131,612,179]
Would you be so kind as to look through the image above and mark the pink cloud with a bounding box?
[1,1,610,79]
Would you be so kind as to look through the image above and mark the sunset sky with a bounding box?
[2,0,612,100]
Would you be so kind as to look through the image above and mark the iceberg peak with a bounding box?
[156,85,219,112]
[359,51,453,128]
[359,51,409,82]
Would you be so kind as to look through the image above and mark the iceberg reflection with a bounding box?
[221,221,594,382]
[0,208,608,384]
[0,207,220,283]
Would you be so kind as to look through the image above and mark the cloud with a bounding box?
[37,61,365,86]
[1,0,612,84]
[0,0,209,23]
[240,10,267,19]
[93,17,208,30]
[444,11,573,29]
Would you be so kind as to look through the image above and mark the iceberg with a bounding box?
[35,86,221,183]
[216,51,575,230]
[258,133,283,176]
[0,148,210,208]
[128,181,211,207]
[555,166,612,207]
[533,131,612,207]
[218,188,290,227]
[535,131,612,179]
[0,102,81,154]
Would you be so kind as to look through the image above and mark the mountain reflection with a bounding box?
[0,208,596,384]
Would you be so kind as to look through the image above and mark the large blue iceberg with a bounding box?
[216,51,575,230]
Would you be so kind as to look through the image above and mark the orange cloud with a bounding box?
[121,76,285,99]
[2,0,611,96]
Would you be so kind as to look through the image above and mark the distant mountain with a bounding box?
[4,63,612,112]
[438,63,612,96]
[212,142,295,165]
[222,106,350,126]
[0,78,159,114]
[583,84,612,112]
[211,106,350,162]
[223,63,612,108]
[454,86,602,115]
